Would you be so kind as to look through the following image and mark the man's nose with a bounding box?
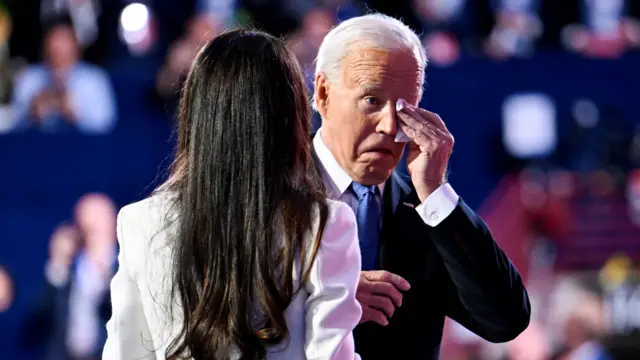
[376,101,398,136]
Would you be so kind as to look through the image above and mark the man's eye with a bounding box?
[364,96,379,106]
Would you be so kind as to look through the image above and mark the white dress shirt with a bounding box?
[313,131,460,227]
[103,194,362,360]
[67,252,113,357]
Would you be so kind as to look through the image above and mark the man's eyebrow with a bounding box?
[358,83,384,93]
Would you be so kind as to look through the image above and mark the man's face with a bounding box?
[45,25,79,70]
[316,47,423,185]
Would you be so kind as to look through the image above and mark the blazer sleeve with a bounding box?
[429,199,531,343]
[304,202,362,360]
[102,208,156,360]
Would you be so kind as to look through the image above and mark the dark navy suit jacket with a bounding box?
[352,170,530,359]
[310,141,530,359]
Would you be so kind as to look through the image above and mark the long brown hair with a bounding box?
[161,29,328,359]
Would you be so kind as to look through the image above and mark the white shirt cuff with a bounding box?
[45,261,71,288]
[415,183,460,227]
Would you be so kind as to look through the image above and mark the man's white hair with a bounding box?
[312,13,427,110]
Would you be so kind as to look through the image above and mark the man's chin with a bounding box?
[353,159,398,185]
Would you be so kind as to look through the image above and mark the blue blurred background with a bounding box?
[1,0,640,359]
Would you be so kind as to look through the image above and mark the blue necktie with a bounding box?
[351,182,380,271]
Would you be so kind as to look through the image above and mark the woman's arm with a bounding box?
[304,201,362,360]
[102,208,156,360]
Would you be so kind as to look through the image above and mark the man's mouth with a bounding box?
[365,147,393,155]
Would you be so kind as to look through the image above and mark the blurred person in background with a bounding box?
[554,291,611,360]
[289,7,335,81]
[0,1,13,133]
[600,255,640,334]
[562,0,640,59]
[485,0,543,59]
[0,266,13,313]
[155,13,220,112]
[413,0,468,66]
[288,7,336,132]
[40,0,100,51]
[197,0,236,25]
[11,17,116,134]
[22,193,117,360]
[312,13,530,360]
[503,321,551,360]
[627,169,640,226]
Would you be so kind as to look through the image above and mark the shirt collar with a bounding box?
[313,130,353,196]
[313,130,385,197]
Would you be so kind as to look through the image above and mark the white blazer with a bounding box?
[102,194,362,360]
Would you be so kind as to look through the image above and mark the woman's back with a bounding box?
[104,194,361,359]
[102,29,362,360]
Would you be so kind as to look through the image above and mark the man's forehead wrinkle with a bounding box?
[344,56,421,87]
[350,66,423,95]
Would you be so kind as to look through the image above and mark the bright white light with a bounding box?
[121,3,149,32]
[119,3,151,46]
[502,93,557,159]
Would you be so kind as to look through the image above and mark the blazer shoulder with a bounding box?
[323,200,357,240]
[117,193,175,270]
[326,199,355,221]
[119,192,174,227]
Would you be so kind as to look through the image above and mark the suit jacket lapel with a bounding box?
[378,170,419,267]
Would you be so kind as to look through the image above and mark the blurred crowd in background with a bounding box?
[0,0,639,359]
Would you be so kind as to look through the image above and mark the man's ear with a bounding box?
[314,73,330,119]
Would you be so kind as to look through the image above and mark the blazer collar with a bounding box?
[384,170,420,218]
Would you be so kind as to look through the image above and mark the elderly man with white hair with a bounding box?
[311,13,531,359]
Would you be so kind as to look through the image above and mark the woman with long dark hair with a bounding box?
[102,29,362,360]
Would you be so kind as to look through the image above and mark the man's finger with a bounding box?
[398,120,438,148]
[413,109,455,146]
[368,281,403,307]
[380,270,411,291]
[399,105,450,137]
[366,294,396,318]
[357,275,374,292]
[398,111,447,140]
[414,108,448,132]
[364,270,411,291]
[396,105,425,131]
[362,306,389,326]
[401,111,449,139]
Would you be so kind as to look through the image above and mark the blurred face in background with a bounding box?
[187,14,219,46]
[301,9,335,49]
[315,46,422,185]
[74,193,116,255]
[0,267,13,312]
[45,24,79,71]
[564,293,606,349]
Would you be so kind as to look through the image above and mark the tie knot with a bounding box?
[351,182,377,199]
